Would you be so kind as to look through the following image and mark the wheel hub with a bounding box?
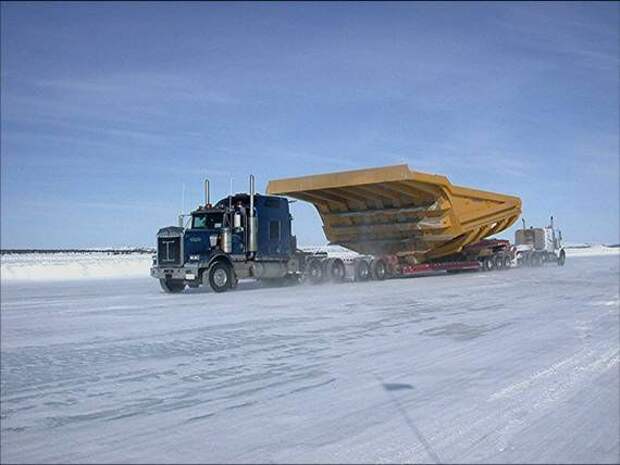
[213,268,228,287]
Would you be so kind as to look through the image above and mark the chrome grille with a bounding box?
[157,236,181,265]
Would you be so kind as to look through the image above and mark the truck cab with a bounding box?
[151,176,300,293]
[514,216,566,266]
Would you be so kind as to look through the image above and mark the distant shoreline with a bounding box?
[0,248,156,255]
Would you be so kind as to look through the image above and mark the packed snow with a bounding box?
[1,254,618,464]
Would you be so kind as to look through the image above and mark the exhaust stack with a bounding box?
[248,175,258,253]
[204,179,210,206]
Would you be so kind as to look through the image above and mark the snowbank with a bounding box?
[565,245,620,258]
[0,252,152,282]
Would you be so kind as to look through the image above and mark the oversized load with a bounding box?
[266,164,522,263]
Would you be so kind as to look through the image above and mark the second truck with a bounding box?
[150,164,565,293]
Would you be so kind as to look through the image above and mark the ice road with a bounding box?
[1,256,619,464]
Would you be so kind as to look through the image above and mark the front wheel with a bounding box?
[208,262,233,293]
[160,279,186,293]
[557,250,566,266]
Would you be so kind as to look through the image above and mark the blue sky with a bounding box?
[1,1,618,248]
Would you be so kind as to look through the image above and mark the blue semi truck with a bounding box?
[151,176,330,293]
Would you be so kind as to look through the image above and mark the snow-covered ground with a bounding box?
[1,255,618,463]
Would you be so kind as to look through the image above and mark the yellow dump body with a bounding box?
[267,164,521,263]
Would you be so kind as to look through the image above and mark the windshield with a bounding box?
[192,213,224,229]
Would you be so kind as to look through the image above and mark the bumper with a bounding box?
[151,264,200,282]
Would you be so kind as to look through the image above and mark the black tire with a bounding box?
[493,254,504,270]
[519,253,529,267]
[371,259,387,281]
[482,256,495,272]
[354,259,371,282]
[307,258,325,284]
[557,250,566,266]
[208,261,233,293]
[526,253,534,267]
[160,279,185,293]
[502,254,512,270]
[326,258,346,282]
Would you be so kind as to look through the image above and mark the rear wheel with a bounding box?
[371,259,387,280]
[493,254,505,270]
[208,262,232,293]
[482,256,495,272]
[354,259,371,282]
[307,259,325,284]
[160,279,185,293]
[502,254,512,270]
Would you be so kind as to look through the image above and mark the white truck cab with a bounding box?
[514,217,566,267]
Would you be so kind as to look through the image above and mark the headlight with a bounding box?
[189,255,200,261]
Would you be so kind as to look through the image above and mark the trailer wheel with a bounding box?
[371,259,387,281]
[557,250,566,266]
[327,258,346,282]
[525,253,534,267]
[307,259,325,284]
[493,254,504,270]
[160,279,186,293]
[482,256,494,272]
[531,253,542,267]
[354,259,371,282]
[502,255,512,270]
[208,262,232,293]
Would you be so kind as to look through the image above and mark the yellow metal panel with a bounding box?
[267,164,521,261]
